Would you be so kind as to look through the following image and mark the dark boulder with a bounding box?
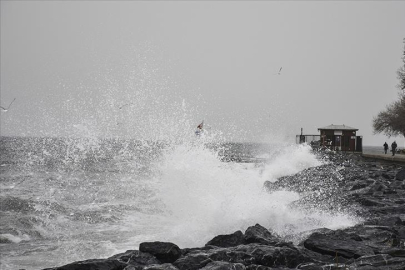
[46,258,126,270]
[205,230,245,248]
[248,245,311,268]
[244,224,278,245]
[349,180,369,191]
[208,246,256,265]
[379,248,405,257]
[173,252,212,270]
[296,262,324,270]
[364,216,403,227]
[139,242,181,263]
[109,250,160,267]
[396,169,405,181]
[244,265,274,270]
[353,254,405,269]
[303,232,374,259]
[357,197,386,207]
[200,261,246,270]
[143,264,179,270]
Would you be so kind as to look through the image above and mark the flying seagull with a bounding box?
[274,67,282,75]
[119,103,133,110]
[1,98,16,112]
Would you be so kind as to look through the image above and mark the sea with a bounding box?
[0,136,362,270]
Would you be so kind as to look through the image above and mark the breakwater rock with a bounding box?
[44,152,405,270]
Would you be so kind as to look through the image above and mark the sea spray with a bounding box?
[151,141,360,248]
[0,46,361,269]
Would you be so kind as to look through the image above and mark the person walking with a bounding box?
[391,141,397,156]
[383,142,389,154]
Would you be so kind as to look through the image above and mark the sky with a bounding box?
[1,1,405,146]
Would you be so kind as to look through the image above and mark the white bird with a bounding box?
[1,98,16,112]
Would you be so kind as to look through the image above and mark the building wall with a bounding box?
[319,129,357,151]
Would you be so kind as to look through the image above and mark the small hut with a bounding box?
[318,124,362,151]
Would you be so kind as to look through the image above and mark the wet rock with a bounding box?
[341,225,402,251]
[205,230,245,248]
[349,180,369,191]
[45,258,126,270]
[353,254,405,269]
[379,248,405,257]
[139,242,181,263]
[112,250,161,268]
[244,224,279,245]
[364,216,403,227]
[200,261,246,270]
[143,264,179,270]
[303,231,374,259]
[244,265,275,270]
[396,169,405,181]
[173,252,211,270]
[247,244,311,268]
[296,262,324,270]
[207,245,256,265]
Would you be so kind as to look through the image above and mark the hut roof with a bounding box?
[318,124,358,131]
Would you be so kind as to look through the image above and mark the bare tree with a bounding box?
[397,38,405,94]
[373,39,405,138]
[373,96,405,137]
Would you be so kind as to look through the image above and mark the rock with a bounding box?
[382,172,392,179]
[379,248,405,257]
[349,180,369,191]
[109,250,135,262]
[139,242,181,263]
[303,232,374,259]
[244,265,274,270]
[128,251,161,267]
[353,254,405,269]
[244,224,278,245]
[396,169,405,181]
[143,264,179,270]
[109,250,160,267]
[173,252,211,270]
[46,258,126,270]
[296,262,323,270]
[247,245,311,268]
[364,216,403,227]
[208,245,256,265]
[205,230,245,248]
[200,261,246,270]
[357,197,386,207]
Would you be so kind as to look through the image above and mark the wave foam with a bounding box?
[153,142,359,247]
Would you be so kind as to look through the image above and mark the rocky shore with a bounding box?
[44,151,405,270]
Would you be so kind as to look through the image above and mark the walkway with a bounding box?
[362,151,405,164]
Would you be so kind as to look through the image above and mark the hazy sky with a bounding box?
[1,1,405,146]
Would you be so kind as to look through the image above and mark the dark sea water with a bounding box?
[0,136,360,270]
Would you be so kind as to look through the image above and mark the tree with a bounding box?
[397,38,405,94]
[373,39,405,138]
[373,96,405,137]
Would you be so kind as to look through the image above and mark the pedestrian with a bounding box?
[383,142,388,154]
[391,141,397,156]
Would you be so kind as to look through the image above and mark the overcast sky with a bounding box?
[1,1,404,146]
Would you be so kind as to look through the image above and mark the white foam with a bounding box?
[152,142,359,247]
[0,233,30,244]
